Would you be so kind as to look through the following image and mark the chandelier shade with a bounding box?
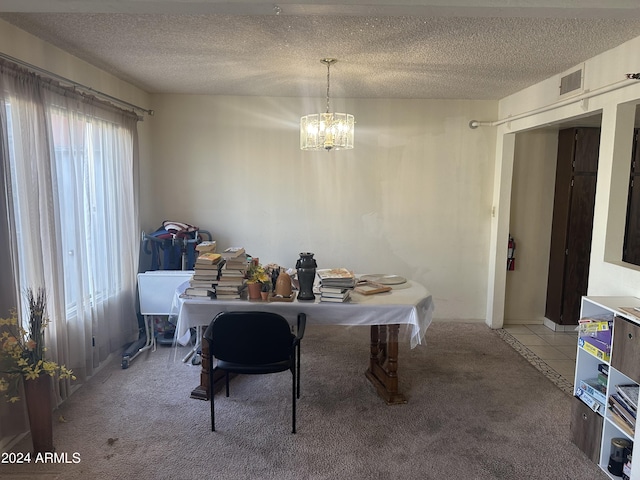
[300,59,355,151]
[300,112,354,151]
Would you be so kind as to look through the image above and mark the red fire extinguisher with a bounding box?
[507,234,516,271]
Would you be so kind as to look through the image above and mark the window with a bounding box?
[0,59,139,437]
[47,109,132,315]
[6,100,132,319]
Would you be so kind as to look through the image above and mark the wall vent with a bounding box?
[559,66,584,98]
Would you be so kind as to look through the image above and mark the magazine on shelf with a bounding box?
[609,394,636,427]
[577,337,611,362]
[579,379,606,405]
[616,384,639,411]
[608,407,635,437]
[576,387,604,413]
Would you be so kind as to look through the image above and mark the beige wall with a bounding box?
[489,35,640,328]
[146,94,498,320]
[505,130,558,323]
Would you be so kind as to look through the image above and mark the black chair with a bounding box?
[204,311,306,433]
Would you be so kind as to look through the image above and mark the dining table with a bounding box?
[172,278,434,404]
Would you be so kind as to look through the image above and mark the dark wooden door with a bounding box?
[546,128,600,325]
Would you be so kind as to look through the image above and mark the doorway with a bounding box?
[503,116,602,328]
[545,127,600,326]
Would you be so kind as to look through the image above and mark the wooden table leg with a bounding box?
[365,324,407,405]
[192,324,407,404]
[190,329,227,400]
[190,329,209,400]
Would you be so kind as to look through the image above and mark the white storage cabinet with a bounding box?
[572,296,640,479]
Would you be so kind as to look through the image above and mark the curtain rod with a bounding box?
[468,75,636,129]
[0,52,154,116]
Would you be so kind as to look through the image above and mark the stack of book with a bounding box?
[216,247,248,299]
[608,384,638,437]
[185,252,222,298]
[317,268,355,303]
[319,285,351,303]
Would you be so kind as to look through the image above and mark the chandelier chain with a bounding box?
[325,61,331,113]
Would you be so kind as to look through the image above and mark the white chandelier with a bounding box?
[300,58,354,151]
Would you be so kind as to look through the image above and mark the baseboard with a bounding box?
[543,318,577,332]
[503,318,577,333]
[431,318,485,323]
[503,319,545,325]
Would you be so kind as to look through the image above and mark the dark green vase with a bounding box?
[296,252,317,301]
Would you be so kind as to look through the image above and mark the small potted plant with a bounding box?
[246,262,270,300]
[260,282,271,301]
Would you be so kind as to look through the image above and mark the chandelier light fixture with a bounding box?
[300,58,354,151]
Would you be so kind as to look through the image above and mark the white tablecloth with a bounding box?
[172,280,434,348]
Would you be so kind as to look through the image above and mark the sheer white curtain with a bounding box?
[40,91,140,385]
[0,59,139,445]
[0,61,40,446]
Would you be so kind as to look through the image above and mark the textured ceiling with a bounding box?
[2,1,640,100]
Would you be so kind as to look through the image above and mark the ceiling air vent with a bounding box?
[559,66,584,98]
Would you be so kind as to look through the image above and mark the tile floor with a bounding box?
[502,323,579,384]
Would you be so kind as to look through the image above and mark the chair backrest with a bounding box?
[205,312,294,365]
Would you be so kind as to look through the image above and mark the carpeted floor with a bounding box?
[3,322,607,480]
